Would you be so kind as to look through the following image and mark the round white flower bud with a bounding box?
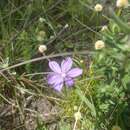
[94,4,103,12]
[80,60,84,63]
[38,45,47,53]
[37,31,46,42]
[64,24,69,28]
[39,17,44,23]
[95,40,105,50]
[74,111,82,120]
[112,125,121,130]
[116,0,129,8]
[73,106,78,111]
[101,25,108,31]
[50,35,54,39]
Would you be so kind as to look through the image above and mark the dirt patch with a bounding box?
[0,97,60,130]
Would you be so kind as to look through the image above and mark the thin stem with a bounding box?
[73,119,78,130]
[0,51,94,73]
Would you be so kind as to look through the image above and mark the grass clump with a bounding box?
[0,0,130,130]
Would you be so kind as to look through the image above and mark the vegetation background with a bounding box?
[0,0,130,130]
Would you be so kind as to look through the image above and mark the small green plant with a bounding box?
[0,0,130,130]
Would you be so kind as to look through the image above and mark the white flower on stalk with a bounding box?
[64,24,69,28]
[38,45,47,53]
[50,35,54,39]
[73,106,78,111]
[94,4,103,12]
[116,0,129,8]
[95,40,105,50]
[74,111,82,120]
[80,60,84,63]
[37,31,46,42]
[101,25,108,31]
[39,17,44,23]
[112,125,121,130]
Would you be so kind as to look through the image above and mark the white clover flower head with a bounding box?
[11,71,17,75]
[37,31,46,42]
[38,45,47,53]
[73,106,78,111]
[39,17,44,23]
[95,40,105,50]
[65,24,69,28]
[116,0,129,8]
[112,125,121,130]
[50,35,54,39]
[101,25,108,31]
[94,4,103,12]
[74,111,82,120]
[80,60,84,63]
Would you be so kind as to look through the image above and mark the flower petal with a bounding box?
[67,68,83,78]
[47,73,63,85]
[53,83,63,92]
[49,61,61,73]
[65,77,74,87]
[61,57,73,72]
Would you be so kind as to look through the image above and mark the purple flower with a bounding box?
[47,57,83,92]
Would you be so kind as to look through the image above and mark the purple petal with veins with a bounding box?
[49,61,61,73]
[47,73,63,85]
[61,57,73,72]
[67,68,83,78]
[53,82,63,92]
[65,77,74,87]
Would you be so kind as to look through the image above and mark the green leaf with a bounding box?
[109,8,130,34]
[76,88,96,118]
